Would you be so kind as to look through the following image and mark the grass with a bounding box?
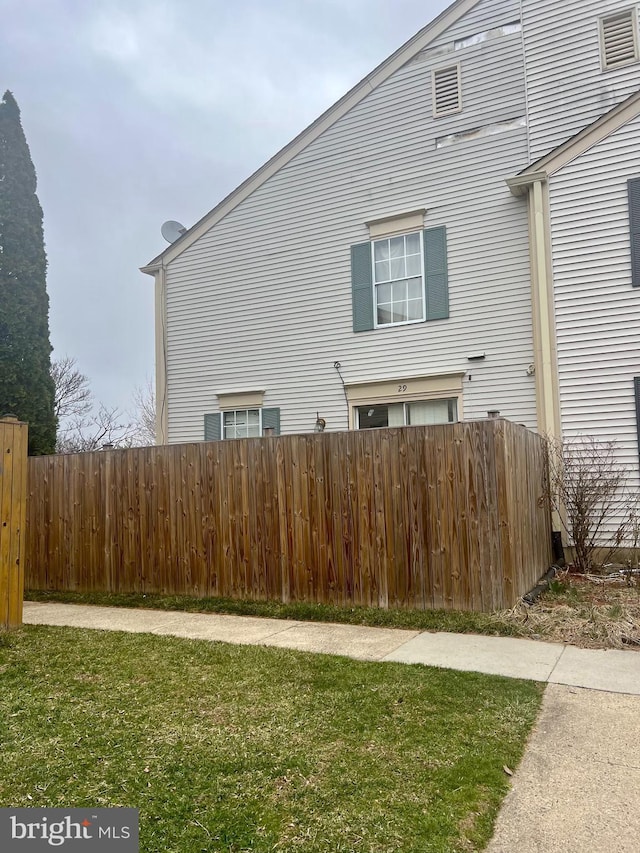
[25,589,527,637]
[0,626,542,852]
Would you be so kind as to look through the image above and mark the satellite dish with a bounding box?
[161,220,187,244]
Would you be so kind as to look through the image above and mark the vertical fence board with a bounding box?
[24,421,552,613]
[1,418,28,628]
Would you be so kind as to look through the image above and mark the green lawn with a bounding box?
[25,589,528,637]
[0,626,542,852]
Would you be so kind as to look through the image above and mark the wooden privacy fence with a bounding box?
[1,417,28,628]
[26,419,552,613]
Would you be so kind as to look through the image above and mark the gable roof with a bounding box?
[141,0,480,273]
[508,88,640,196]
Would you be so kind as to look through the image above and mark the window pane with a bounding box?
[376,282,392,303]
[356,405,388,429]
[406,298,423,320]
[407,399,456,425]
[392,305,410,323]
[248,410,260,426]
[375,260,390,282]
[407,278,422,299]
[389,236,404,258]
[388,403,404,426]
[406,254,422,277]
[374,240,389,261]
[392,280,408,301]
[406,232,421,254]
[390,258,405,279]
[377,305,393,325]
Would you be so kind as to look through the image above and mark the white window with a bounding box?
[600,9,639,70]
[223,408,261,439]
[356,399,458,429]
[373,232,424,327]
[432,64,462,117]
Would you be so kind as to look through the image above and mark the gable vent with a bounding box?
[600,10,639,70]
[432,64,461,117]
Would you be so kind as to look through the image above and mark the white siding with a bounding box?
[549,113,640,500]
[428,0,521,49]
[522,0,640,161]
[164,6,537,443]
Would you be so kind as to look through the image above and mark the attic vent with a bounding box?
[600,9,639,70]
[432,64,461,117]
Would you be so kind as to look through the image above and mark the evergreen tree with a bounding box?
[0,90,56,454]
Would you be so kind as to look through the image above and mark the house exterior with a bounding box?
[142,0,640,487]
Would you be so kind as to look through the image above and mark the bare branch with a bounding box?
[128,378,156,446]
[51,356,92,421]
[545,435,631,572]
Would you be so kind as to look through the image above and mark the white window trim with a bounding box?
[371,230,426,329]
[346,373,466,429]
[432,62,463,118]
[599,8,639,71]
[220,407,263,440]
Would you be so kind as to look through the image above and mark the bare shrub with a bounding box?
[546,436,631,573]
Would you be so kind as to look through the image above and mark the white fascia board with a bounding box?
[142,0,481,273]
[509,88,640,193]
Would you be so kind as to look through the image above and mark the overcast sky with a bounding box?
[1,0,450,413]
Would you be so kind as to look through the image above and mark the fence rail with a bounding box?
[26,419,551,612]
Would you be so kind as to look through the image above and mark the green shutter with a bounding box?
[204,413,221,441]
[351,241,374,332]
[262,407,281,435]
[423,226,449,320]
[628,178,640,288]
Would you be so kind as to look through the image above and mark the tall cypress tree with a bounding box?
[0,90,56,454]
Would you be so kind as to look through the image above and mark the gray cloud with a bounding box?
[1,0,449,412]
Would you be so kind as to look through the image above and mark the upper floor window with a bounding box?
[351,226,449,333]
[600,9,639,70]
[373,233,424,326]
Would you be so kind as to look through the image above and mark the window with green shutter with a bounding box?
[204,408,281,441]
[351,227,449,331]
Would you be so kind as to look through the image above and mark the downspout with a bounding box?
[531,178,561,440]
[140,260,169,445]
[155,263,169,444]
[507,172,561,441]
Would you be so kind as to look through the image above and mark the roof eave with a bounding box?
[142,0,481,269]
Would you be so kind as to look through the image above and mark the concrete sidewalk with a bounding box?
[20,601,640,852]
[23,601,639,694]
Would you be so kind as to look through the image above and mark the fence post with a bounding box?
[0,416,28,629]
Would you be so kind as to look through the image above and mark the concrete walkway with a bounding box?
[22,601,640,853]
[23,601,639,694]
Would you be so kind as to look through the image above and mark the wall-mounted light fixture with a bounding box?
[467,352,486,361]
[314,413,326,433]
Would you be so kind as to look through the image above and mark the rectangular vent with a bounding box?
[600,10,638,70]
[432,64,461,117]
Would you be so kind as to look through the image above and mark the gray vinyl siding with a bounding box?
[427,0,522,49]
[549,113,640,520]
[163,0,537,443]
[522,0,640,161]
